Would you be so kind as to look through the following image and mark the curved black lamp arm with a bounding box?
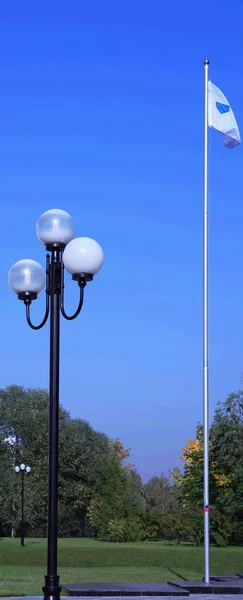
[26,293,50,330]
[61,264,84,321]
[25,255,50,330]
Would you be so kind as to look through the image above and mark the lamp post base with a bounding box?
[43,575,62,600]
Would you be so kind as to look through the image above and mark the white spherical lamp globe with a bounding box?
[20,463,26,471]
[36,209,75,246]
[26,466,31,473]
[8,260,45,295]
[15,466,20,473]
[63,237,104,276]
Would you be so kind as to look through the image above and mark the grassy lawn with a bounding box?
[0,538,243,596]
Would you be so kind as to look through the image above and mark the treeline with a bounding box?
[1,385,243,545]
[0,385,175,541]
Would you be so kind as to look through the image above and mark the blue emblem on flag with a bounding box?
[216,102,230,114]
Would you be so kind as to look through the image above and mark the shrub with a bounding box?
[107,519,126,542]
[210,507,232,547]
[124,517,146,541]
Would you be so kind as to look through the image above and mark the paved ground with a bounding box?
[2,596,243,600]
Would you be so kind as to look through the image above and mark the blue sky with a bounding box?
[1,0,243,481]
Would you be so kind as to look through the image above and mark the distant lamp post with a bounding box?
[15,463,31,547]
[9,209,104,600]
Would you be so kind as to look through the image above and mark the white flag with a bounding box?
[208,80,241,149]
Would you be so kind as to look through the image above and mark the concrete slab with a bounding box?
[168,579,243,594]
[62,583,189,597]
[210,578,242,582]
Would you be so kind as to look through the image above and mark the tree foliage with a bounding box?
[171,390,243,545]
[145,474,175,512]
[2,384,243,545]
[0,386,130,538]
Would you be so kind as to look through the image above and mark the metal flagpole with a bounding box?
[203,58,210,585]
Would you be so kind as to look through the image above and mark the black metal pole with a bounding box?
[43,247,62,600]
[21,470,24,547]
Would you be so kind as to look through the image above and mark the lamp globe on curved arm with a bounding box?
[36,209,75,247]
[63,237,104,281]
[8,259,45,301]
[15,466,20,473]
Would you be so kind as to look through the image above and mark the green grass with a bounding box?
[0,538,243,597]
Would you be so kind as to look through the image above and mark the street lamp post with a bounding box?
[15,463,31,547]
[9,209,104,600]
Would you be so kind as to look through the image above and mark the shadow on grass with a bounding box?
[23,541,44,546]
[168,569,189,581]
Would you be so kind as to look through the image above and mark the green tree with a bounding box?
[145,474,175,512]
[0,386,52,535]
[127,469,146,510]
[0,385,116,538]
[0,434,15,535]
[171,392,243,544]
[210,391,243,539]
[88,452,132,539]
[58,418,110,536]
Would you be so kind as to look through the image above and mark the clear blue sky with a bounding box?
[1,0,243,481]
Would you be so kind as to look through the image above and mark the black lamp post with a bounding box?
[15,463,31,547]
[9,209,104,600]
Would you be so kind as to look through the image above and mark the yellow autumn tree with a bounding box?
[171,424,231,508]
[108,439,134,472]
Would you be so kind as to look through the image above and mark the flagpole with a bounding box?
[203,58,210,585]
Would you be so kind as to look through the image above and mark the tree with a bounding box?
[108,439,134,472]
[170,423,229,509]
[0,385,122,538]
[0,386,51,536]
[0,435,15,536]
[58,418,111,536]
[145,474,175,512]
[171,392,243,544]
[88,452,132,538]
[127,469,146,511]
[210,391,243,536]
